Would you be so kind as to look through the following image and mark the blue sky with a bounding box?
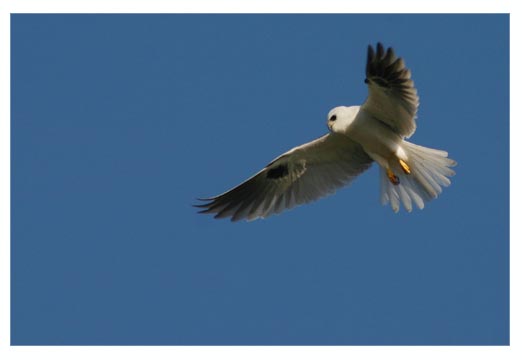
[11,14,508,345]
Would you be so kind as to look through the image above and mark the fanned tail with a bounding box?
[380,141,457,212]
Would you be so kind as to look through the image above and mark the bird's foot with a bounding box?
[386,168,400,185]
[399,159,411,174]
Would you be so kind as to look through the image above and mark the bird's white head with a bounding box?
[327,106,360,134]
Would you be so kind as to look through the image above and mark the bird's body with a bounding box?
[331,105,403,168]
[197,43,457,221]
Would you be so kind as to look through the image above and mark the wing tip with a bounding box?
[376,42,385,56]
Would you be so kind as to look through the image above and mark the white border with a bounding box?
[0,0,514,14]
[1,1,517,359]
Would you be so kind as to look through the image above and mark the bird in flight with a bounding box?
[196,43,457,221]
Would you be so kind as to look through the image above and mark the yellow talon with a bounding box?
[399,159,411,174]
[386,168,400,185]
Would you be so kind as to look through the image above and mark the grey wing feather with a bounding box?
[196,133,373,221]
[361,42,419,138]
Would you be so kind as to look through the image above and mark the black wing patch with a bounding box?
[266,164,289,179]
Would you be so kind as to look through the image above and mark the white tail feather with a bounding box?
[380,141,457,212]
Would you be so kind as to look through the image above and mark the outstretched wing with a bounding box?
[361,42,419,138]
[196,133,373,221]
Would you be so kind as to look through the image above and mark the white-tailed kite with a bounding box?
[196,43,456,221]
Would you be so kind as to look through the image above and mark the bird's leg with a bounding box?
[399,159,411,174]
[386,168,400,185]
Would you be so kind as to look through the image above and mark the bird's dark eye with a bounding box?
[329,115,337,121]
